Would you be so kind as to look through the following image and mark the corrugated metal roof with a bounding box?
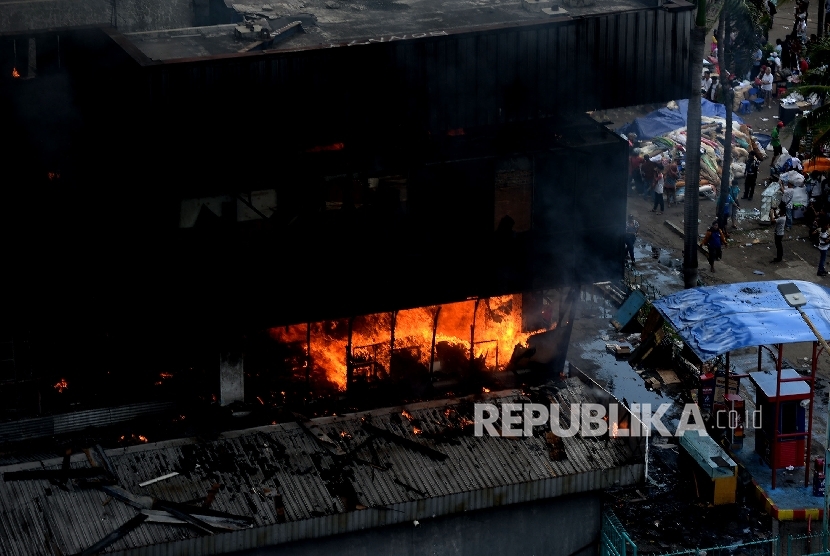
[0,402,175,445]
[0,379,643,556]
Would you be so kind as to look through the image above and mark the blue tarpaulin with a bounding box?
[651,280,830,362]
[616,99,744,142]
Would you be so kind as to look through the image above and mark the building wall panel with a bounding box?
[126,10,698,135]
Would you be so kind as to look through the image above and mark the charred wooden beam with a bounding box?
[154,502,215,535]
[392,477,426,497]
[362,423,447,461]
[4,468,109,481]
[79,514,148,556]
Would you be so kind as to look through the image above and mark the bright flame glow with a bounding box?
[269,295,551,391]
[53,378,68,393]
[12,67,20,78]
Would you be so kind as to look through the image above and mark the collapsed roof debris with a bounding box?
[0,381,643,555]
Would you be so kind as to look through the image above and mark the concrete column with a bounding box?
[219,352,244,406]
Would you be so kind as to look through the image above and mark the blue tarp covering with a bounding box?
[651,280,830,362]
[754,133,772,150]
[616,99,744,142]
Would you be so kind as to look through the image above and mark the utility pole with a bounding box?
[778,283,830,549]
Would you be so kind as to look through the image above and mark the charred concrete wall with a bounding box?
[0,0,196,33]
[237,492,602,556]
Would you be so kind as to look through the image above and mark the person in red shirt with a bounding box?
[799,56,809,73]
[629,149,644,196]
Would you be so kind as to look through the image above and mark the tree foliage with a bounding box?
[793,36,830,156]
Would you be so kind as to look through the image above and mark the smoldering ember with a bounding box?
[6,0,830,554]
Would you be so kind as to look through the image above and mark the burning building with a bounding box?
[0,0,692,416]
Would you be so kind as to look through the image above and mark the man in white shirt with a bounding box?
[701,70,713,95]
[760,66,774,108]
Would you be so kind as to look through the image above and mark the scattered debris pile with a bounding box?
[606,439,772,553]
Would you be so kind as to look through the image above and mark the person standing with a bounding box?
[664,157,679,206]
[752,46,764,79]
[707,76,721,102]
[629,148,644,196]
[717,183,738,233]
[781,182,794,230]
[701,70,713,95]
[818,224,830,276]
[771,121,783,166]
[640,156,658,200]
[729,180,742,229]
[701,220,727,272]
[624,214,639,265]
[744,153,760,200]
[761,66,774,108]
[651,169,665,214]
[771,204,787,262]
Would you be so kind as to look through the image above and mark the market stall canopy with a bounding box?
[616,99,744,141]
[804,156,830,173]
[651,280,830,362]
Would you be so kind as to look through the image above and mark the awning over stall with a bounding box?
[651,281,830,362]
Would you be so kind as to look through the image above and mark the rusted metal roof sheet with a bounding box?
[0,402,175,445]
[0,380,642,556]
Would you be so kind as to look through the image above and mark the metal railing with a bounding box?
[600,511,637,556]
[623,262,663,302]
[601,510,830,556]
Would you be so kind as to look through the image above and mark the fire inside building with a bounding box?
[0,0,691,553]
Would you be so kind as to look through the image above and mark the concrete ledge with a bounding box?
[663,219,685,238]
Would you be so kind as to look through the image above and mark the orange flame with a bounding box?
[159,372,173,379]
[53,378,68,393]
[305,142,345,153]
[138,435,148,443]
[12,67,20,78]
[269,295,551,392]
[402,410,413,420]
[482,387,491,393]
[412,426,422,435]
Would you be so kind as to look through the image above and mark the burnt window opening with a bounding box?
[322,174,407,216]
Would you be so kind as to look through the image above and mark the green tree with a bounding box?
[792,36,830,156]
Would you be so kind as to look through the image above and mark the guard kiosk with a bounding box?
[750,369,809,469]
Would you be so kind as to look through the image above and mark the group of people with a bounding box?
[627,135,681,215]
